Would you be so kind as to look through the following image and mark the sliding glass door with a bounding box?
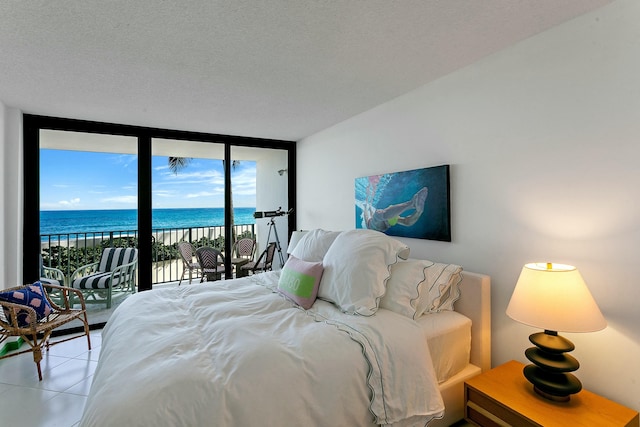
[232,145,290,271]
[23,115,295,328]
[151,138,228,284]
[38,130,139,325]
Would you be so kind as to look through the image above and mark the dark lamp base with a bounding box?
[522,331,583,402]
[533,386,570,402]
[524,364,582,401]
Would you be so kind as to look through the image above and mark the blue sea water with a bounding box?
[40,207,257,236]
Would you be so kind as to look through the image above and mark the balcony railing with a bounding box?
[40,223,256,285]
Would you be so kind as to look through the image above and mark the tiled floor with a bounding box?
[0,330,101,427]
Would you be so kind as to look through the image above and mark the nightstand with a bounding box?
[464,360,639,427]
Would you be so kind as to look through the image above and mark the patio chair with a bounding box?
[0,282,91,381]
[178,241,201,285]
[38,255,67,306]
[70,247,138,308]
[233,238,257,261]
[39,255,66,287]
[195,247,226,282]
[240,242,277,276]
[231,238,256,277]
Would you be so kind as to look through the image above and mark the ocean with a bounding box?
[40,207,257,236]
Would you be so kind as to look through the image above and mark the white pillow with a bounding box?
[380,259,463,319]
[286,231,307,255]
[319,229,410,316]
[289,229,340,262]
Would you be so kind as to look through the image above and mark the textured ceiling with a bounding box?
[0,0,612,141]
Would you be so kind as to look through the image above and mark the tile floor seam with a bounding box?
[0,330,102,427]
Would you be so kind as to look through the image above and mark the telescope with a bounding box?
[253,207,293,219]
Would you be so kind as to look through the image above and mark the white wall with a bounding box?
[0,101,5,287]
[253,148,290,269]
[0,103,23,289]
[297,0,640,411]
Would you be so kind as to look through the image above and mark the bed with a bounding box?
[80,229,490,427]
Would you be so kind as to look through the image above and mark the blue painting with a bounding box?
[355,165,451,241]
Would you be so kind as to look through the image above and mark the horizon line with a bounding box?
[41,206,257,212]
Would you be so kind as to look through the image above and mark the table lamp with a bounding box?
[506,262,606,402]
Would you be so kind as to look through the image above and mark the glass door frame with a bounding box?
[23,114,296,289]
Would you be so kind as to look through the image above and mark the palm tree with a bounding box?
[168,157,192,174]
[168,156,241,246]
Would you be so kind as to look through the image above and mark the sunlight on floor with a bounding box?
[0,330,102,426]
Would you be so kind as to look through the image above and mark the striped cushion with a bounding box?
[73,271,120,290]
[98,248,137,272]
[72,248,137,290]
[39,277,61,287]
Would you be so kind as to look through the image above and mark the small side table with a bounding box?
[464,360,639,427]
[231,258,250,278]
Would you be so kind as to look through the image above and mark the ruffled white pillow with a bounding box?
[289,229,340,262]
[380,259,463,319]
[319,229,410,316]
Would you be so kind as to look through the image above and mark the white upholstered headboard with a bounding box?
[456,271,491,372]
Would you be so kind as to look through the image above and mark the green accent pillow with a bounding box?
[277,256,324,309]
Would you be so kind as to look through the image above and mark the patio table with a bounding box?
[231,258,250,278]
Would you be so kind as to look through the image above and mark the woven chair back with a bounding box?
[177,242,196,265]
[195,247,224,270]
[235,238,256,259]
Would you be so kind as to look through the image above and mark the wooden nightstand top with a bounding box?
[465,360,639,427]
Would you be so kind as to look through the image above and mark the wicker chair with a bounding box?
[233,238,256,261]
[231,238,256,278]
[196,247,226,282]
[240,242,277,276]
[0,283,91,381]
[178,241,201,285]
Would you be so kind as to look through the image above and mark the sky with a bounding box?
[40,149,257,211]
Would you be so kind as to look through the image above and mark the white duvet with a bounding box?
[80,272,444,426]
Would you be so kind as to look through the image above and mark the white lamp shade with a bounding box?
[506,263,607,333]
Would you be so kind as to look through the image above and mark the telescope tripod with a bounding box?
[266,218,286,268]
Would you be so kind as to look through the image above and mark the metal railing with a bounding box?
[40,223,255,285]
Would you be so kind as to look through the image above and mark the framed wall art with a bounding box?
[355,164,451,241]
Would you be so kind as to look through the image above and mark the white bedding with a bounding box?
[417,311,471,384]
[80,272,444,426]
